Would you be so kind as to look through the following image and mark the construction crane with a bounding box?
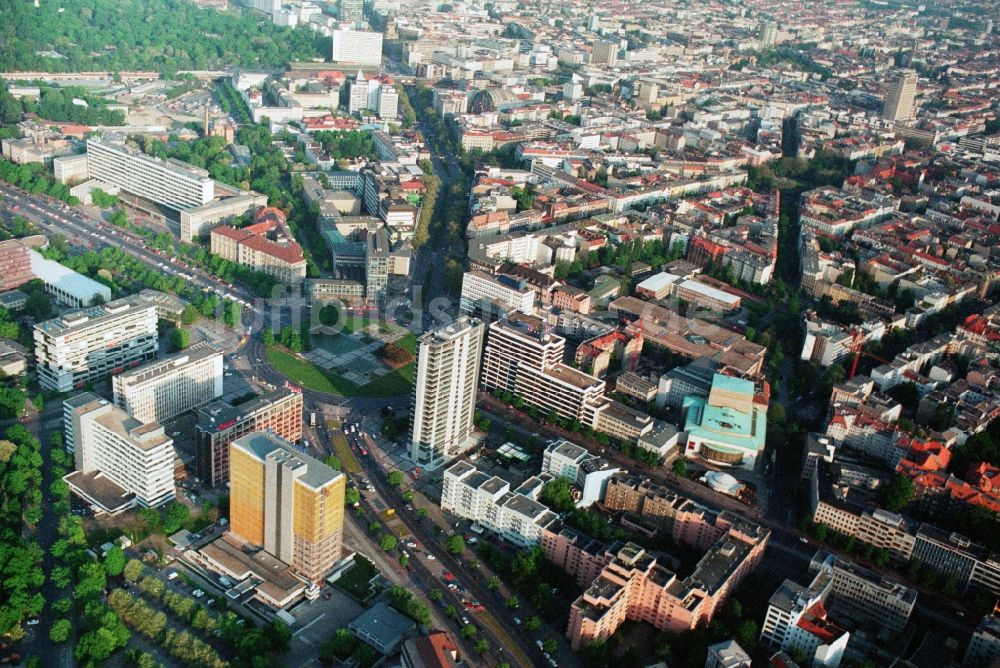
[847,328,890,379]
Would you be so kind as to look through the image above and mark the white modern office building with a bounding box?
[377,84,398,120]
[332,29,383,66]
[86,138,215,211]
[441,460,556,547]
[112,344,224,423]
[34,296,159,392]
[28,250,112,307]
[58,139,267,241]
[63,393,176,513]
[460,270,535,316]
[409,317,484,470]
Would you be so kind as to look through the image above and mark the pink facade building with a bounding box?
[541,499,769,650]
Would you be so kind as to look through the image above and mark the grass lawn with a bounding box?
[333,554,380,603]
[266,339,417,398]
[330,429,362,474]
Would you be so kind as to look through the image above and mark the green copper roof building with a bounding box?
[683,373,766,470]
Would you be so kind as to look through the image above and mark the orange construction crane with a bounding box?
[845,328,890,380]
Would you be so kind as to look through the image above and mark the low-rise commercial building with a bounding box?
[28,250,112,307]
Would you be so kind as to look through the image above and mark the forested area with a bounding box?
[0,0,328,74]
[0,426,46,637]
[0,84,124,126]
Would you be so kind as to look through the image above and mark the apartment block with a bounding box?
[441,460,556,547]
[210,207,307,284]
[566,516,768,651]
[229,432,345,582]
[541,439,618,508]
[0,239,34,292]
[195,389,303,487]
[34,296,159,392]
[409,317,484,470]
[809,551,916,634]
[481,314,608,427]
[63,393,176,513]
[112,344,224,424]
[761,573,849,668]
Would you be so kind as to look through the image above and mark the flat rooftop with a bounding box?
[196,388,298,431]
[64,470,135,514]
[232,432,342,491]
[200,533,306,604]
[115,343,219,386]
[35,295,152,336]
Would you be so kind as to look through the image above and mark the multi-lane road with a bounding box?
[0,183,256,310]
[337,422,565,668]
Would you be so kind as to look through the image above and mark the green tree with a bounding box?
[162,501,190,534]
[103,545,126,577]
[386,470,405,487]
[672,459,689,477]
[169,327,190,351]
[879,474,915,512]
[444,534,465,555]
[381,534,398,551]
[540,477,576,512]
[49,619,72,643]
[123,559,145,583]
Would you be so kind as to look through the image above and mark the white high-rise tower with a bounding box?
[408,317,484,470]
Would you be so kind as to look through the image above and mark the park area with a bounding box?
[267,317,417,397]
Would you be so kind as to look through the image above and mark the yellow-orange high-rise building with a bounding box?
[229,432,345,582]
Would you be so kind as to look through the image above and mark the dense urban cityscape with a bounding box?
[0,0,998,667]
